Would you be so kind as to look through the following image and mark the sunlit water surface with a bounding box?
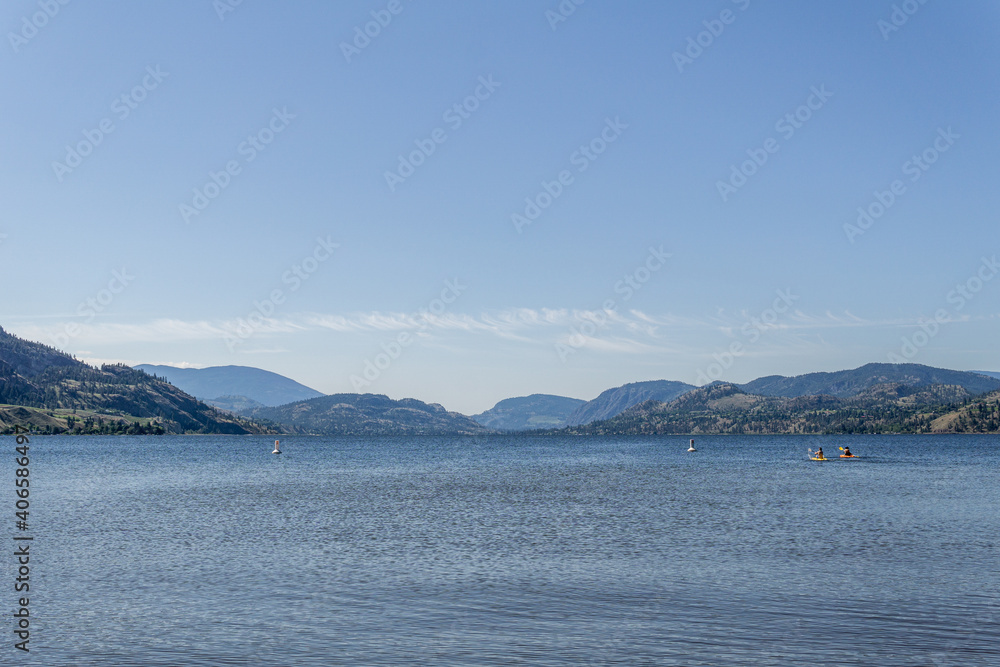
[7,434,999,666]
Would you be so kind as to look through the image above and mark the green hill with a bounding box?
[563,381,989,435]
[930,389,1000,432]
[0,326,272,435]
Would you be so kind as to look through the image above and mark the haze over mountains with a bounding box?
[137,357,1000,435]
[135,364,323,407]
[0,327,483,436]
[4,324,1000,435]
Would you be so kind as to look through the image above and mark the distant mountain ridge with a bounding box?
[134,364,323,407]
[472,394,585,431]
[738,363,1000,398]
[245,394,488,435]
[563,380,696,426]
[203,395,266,413]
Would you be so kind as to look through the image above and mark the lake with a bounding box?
[7,433,999,665]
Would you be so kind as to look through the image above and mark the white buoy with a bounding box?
[272,439,281,454]
[687,438,697,452]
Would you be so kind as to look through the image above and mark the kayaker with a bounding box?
[816,447,824,459]
[843,446,852,457]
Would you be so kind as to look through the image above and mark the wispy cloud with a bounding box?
[12,319,229,346]
[306,308,569,337]
[10,307,998,358]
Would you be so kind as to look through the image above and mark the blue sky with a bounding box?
[3,1,998,414]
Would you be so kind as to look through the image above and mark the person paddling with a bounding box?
[816,447,824,459]
[843,446,852,457]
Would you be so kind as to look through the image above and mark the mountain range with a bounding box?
[739,363,1000,398]
[4,323,1000,436]
[561,381,1000,435]
[472,365,1000,431]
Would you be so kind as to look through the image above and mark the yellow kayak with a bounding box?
[810,456,828,461]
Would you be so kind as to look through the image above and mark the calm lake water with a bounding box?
[5,434,999,666]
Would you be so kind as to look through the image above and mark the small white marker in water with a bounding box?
[687,438,697,452]
[272,439,281,454]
